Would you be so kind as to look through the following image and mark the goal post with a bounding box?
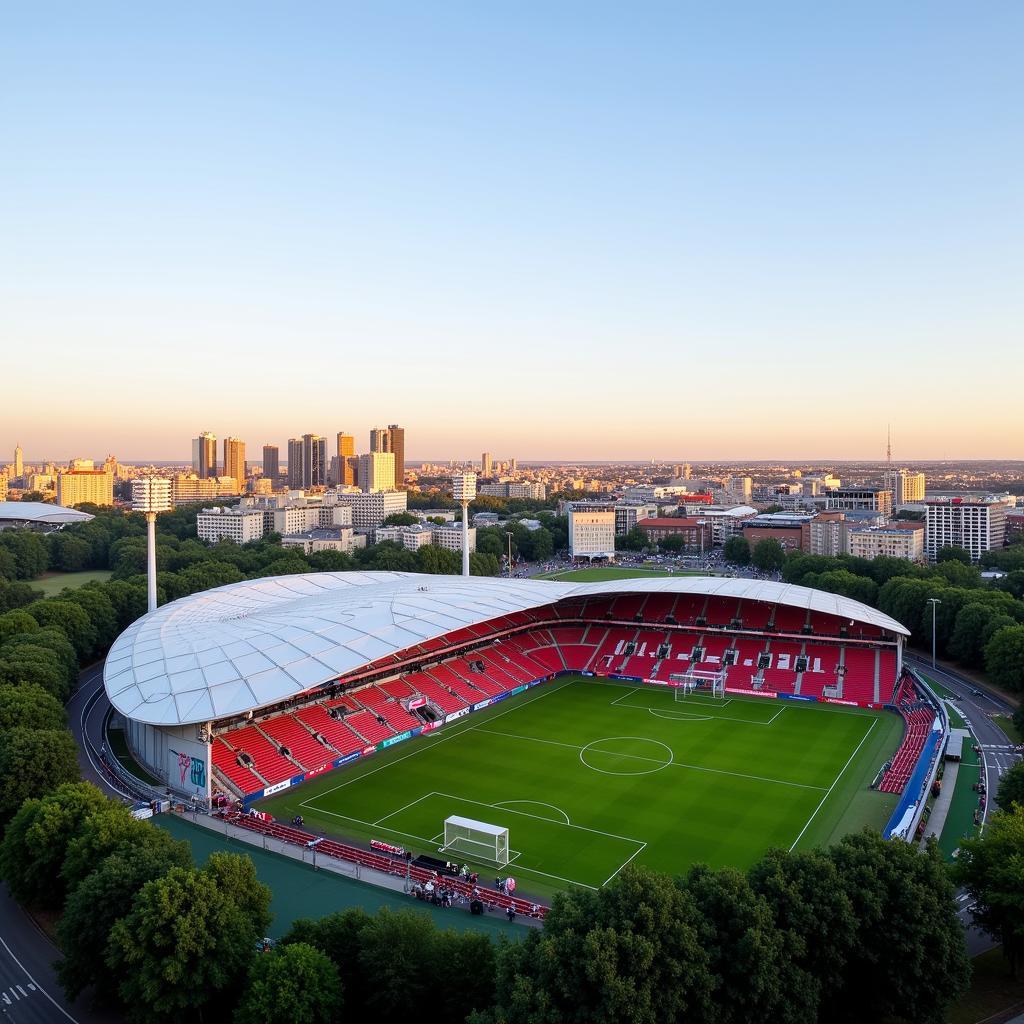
[441,815,510,866]
[670,668,726,700]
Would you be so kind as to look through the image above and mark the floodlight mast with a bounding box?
[131,477,173,613]
[452,471,477,578]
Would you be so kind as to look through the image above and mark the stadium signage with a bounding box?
[407,696,427,709]
[362,746,376,756]
[472,698,492,711]
[305,763,332,779]
[262,780,291,797]
[822,697,859,707]
[336,752,362,767]
[778,693,816,702]
[726,687,777,699]
[379,731,412,749]
[419,721,440,733]
[444,709,470,724]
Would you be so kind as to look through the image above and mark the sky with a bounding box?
[2,2,1021,463]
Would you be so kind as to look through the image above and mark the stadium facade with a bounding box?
[103,573,909,803]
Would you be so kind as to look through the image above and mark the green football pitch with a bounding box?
[261,677,901,897]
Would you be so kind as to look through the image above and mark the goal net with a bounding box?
[441,815,510,866]
[671,668,726,699]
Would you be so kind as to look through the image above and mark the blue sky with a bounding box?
[2,2,1021,462]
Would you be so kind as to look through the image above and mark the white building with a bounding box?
[197,507,265,545]
[358,452,396,493]
[280,527,359,555]
[569,509,615,560]
[697,505,758,545]
[432,523,475,553]
[478,481,547,500]
[375,522,475,554]
[337,490,408,529]
[925,499,1007,563]
[848,524,925,562]
[723,476,753,504]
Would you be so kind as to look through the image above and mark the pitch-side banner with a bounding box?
[167,734,211,798]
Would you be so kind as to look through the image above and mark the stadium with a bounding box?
[103,572,945,903]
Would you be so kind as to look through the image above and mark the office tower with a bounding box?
[335,433,355,485]
[358,452,396,493]
[103,454,118,478]
[510,457,517,472]
[287,438,304,489]
[223,437,246,487]
[262,445,280,483]
[388,424,405,489]
[13,444,23,480]
[926,498,1007,563]
[370,425,406,490]
[302,433,327,488]
[191,432,217,478]
[481,452,493,476]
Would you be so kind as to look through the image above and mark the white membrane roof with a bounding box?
[0,501,95,525]
[104,571,909,727]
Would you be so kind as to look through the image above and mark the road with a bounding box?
[905,652,1021,955]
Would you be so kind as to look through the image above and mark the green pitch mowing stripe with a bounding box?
[262,677,902,898]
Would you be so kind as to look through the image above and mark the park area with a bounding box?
[30,568,113,596]
[262,677,902,898]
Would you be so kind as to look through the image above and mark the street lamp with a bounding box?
[505,531,514,578]
[927,597,941,669]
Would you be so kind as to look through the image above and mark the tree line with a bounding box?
[0,777,983,1024]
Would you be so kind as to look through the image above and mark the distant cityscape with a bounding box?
[2,428,1021,567]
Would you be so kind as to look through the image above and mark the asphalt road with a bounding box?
[905,652,1021,954]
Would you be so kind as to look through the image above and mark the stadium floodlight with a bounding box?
[451,472,477,578]
[442,814,509,866]
[132,476,173,614]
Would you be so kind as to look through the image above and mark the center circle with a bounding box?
[579,736,674,776]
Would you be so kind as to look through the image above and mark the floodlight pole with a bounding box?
[505,531,514,578]
[145,511,158,614]
[927,597,941,669]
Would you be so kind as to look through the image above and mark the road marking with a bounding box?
[0,935,78,1022]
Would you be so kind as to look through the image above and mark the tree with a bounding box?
[235,943,342,1024]
[955,805,1024,977]
[416,545,461,575]
[0,726,81,822]
[383,511,418,526]
[616,526,648,552]
[0,609,38,642]
[0,580,41,613]
[107,859,271,1023]
[0,682,65,732]
[475,529,505,559]
[751,538,786,573]
[748,848,857,1019]
[0,530,49,579]
[203,851,273,937]
[681,863,809,1024]
[307,550,354,572]
[948,603,1016,668]
[985,625,1024,694]
[282,908,373,1010]
[937,545,973,565]
[723,536,750,565]
[530,527,554,562]
[56,833,192,1002]
[48,533,94,572]
[997,761,1024,812]
[25,599,96,661]
[480,867,713,1024]
[660,534,686,553]
[469,552,501,576]
[827,829,970,1022]
[61,802,152,893]
[0,783,108,906]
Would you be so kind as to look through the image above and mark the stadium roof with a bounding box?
[0,501,95,526]
[104,572,909,727]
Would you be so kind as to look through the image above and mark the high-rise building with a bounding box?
[56,468,114,507]
[335,433,355,485]
[262,445,279,483]
[569,509,616,560]
[223,437,246,487]
[388,424,405,490]
[303,434,327,488]
[925,498,1007,563]
[895,471,926,506]
[287,438,304,489]
[510,458,518,472]
[13,445,23,480]
[481,451,493,476]
[103,454,119,479]
[358,452,396,493]
[369,425,405,490]
[191,432,217,479]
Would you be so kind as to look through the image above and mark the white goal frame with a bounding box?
[670,668,727,699]
[441,815,510,866]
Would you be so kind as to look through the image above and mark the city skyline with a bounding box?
[3,4,1022,460]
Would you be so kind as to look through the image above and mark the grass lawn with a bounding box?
[539,566,707,582]
[950,946,1024,1024]
[261,677,901,900]
[155,815,523,939]
[992,714,1022,745]
[107,727,162,787]
[938,741,982,861]
[31,569,112,596]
